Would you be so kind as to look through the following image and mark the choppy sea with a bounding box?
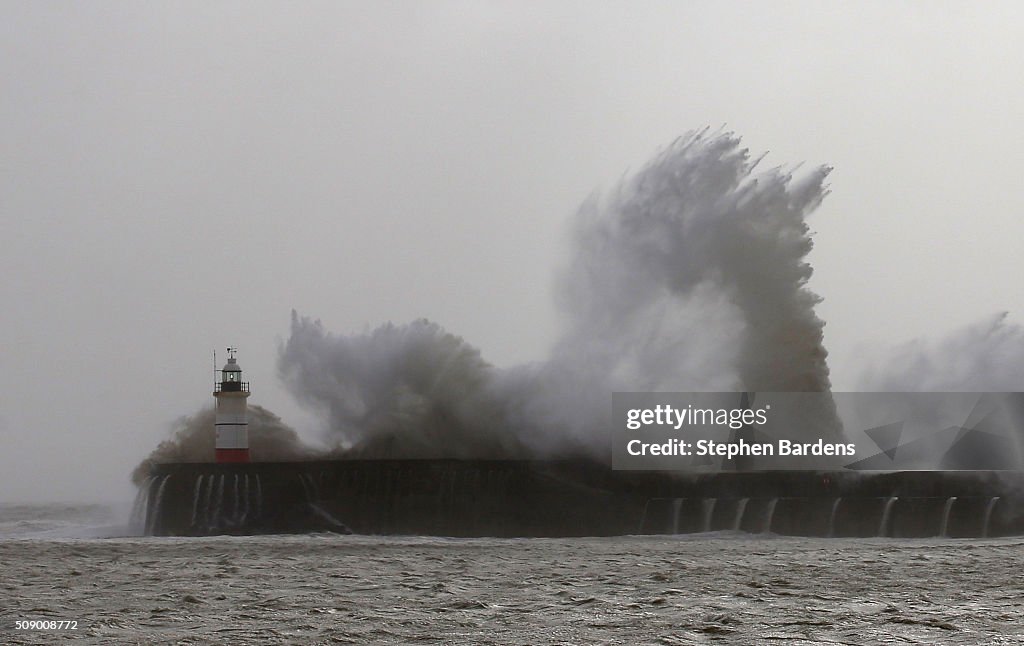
[2,502,1023,645]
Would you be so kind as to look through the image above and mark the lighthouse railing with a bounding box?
[214,382,250,393]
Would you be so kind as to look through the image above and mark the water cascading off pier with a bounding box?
[138,462,1024,538]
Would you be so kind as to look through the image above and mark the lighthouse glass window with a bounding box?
[226,372,237,382]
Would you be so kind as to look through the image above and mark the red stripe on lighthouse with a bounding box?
[216,448,250,463]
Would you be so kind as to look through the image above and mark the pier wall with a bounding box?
[139,461,1024,538]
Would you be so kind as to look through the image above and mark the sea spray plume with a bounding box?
[525,129,843,445]
[842,315,1024,471]
[276,130,845,458]
[555,130,833,392]
[857,313,1024,392]
[278,313,530,458]
[131,405,313,485]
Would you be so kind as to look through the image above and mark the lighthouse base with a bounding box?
[215,449,250,463]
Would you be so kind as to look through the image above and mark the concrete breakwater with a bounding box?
[137,461,1024,538]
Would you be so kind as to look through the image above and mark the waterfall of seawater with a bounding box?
[130,476,155,534]
[212,474,225,527]
[879,497,898,537]
[182,472,263,532]
[145,475,171,535]
[828,497,842,538]
[190,474,206,528]
[671,499,683,533]
[201,473,214,528]
[733,498,748,531]
[983,496,1000,538]
[702,498,717,532]
[939,497,957,537]
[762,498,778,534]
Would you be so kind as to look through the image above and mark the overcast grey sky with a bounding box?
[2,1,1023,501]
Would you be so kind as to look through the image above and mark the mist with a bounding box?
[3,3,1023,502]
[131,405,313,486]
[271,130,841,459]
[856,314,1024,393]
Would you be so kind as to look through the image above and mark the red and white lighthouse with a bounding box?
[214,347,251,463]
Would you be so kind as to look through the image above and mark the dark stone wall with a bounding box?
[141,461,1024,538]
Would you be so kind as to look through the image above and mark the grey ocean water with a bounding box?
[2,503,1023,645]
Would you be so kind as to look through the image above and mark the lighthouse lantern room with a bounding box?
[214,347,251,463]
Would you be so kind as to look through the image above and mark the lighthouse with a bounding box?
[214,347,251,463]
